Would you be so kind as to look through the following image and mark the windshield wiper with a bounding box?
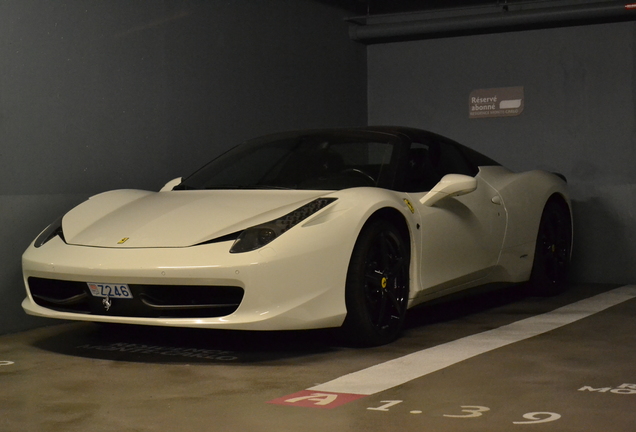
[204,185,293,190]
[172,184,196,190]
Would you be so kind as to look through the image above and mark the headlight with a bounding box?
[34,216,65,248]
[230,198,337,253]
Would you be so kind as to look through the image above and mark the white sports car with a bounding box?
[22,127,572,346]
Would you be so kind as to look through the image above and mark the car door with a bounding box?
[403,137,507,294]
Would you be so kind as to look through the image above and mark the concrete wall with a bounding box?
[0,0,367,334]
[368,21,636,284]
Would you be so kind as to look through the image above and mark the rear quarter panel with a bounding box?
[478,166,571,282]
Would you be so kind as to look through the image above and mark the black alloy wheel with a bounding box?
[529,198,572,296]
[342,219,410,346]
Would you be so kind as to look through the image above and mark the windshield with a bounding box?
[178,132,399,190]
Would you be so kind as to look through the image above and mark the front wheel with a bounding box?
[529,198,572,296]
[341,219,410,346]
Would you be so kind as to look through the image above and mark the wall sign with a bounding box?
[469,86,524,119]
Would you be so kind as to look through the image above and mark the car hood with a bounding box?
[62,189,331,248]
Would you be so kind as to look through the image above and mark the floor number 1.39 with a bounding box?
[367,401,561,424]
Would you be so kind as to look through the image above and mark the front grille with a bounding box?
[28,277,244,318]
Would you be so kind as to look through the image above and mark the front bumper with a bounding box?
[22,234,351,331]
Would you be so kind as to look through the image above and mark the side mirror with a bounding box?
[419,174,477,207]
[160,177,183,192]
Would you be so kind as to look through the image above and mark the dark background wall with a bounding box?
[368,21,636,285]
[0,0,367,334]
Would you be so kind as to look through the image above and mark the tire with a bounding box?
[342,219,410,346]
[529,198,572,296]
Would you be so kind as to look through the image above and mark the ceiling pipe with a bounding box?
[349,1,636,43]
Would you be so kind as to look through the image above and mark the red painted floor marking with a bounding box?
[267,390,367,409]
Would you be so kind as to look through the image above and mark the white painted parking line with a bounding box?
[309,285,636,396]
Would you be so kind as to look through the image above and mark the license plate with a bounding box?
[87,283,133,299]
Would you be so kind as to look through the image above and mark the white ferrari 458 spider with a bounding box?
[22,127,572,346]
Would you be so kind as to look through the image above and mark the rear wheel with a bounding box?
[529,198,572,296]
[342,219,409,346]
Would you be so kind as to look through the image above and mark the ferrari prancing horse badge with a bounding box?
[102,296,112,311]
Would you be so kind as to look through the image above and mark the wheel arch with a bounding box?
[544,191,571,217]
[538,191,574,259]
[363,207,412,258]
[527,191,573,294]
[360,207,415,300]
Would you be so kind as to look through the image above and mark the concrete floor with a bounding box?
[1,283,635,432]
